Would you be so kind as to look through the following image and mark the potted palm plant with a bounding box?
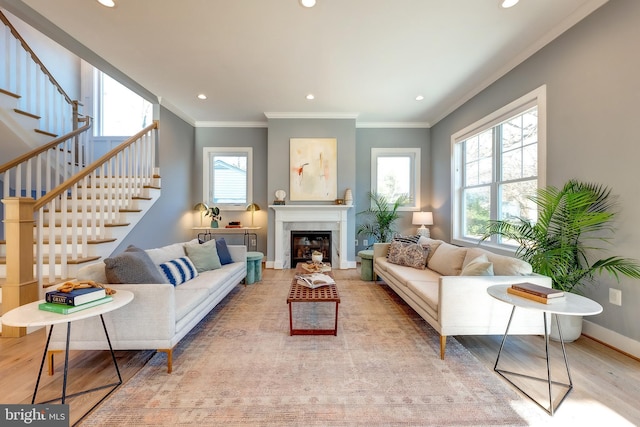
[356,191,408,247]
[483,179,640,341]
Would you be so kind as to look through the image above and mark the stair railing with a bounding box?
[0,116,92,205]
[0,10,78,137]
[32,120,159,284]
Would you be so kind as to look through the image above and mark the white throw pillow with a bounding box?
[428,242,467,276]
[460,254,494,276]
[159,256,198,286]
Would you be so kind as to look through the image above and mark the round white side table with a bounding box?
[487,285,602,415]
[2,290,134,407]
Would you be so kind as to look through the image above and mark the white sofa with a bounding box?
[373,238,552,359]
[47,239,247,373]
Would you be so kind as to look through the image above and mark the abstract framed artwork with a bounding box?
[290,138,337,201]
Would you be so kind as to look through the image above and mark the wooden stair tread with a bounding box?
[40,237,117,245]
[34,128,57,137]
[0,87,20,98]
[0,255,100,265]
[13,108,40,119]
[45,207,142,213]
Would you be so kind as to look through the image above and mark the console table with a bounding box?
[193,226,261,251]
[487,285,602,415]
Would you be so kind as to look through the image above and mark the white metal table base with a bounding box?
[493,306,573,415]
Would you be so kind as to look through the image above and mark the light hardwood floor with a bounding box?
[1,267,639,425]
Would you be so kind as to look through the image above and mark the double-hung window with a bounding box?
[203,147,253,210]
[371,147,420,210]
[452,86,546,249]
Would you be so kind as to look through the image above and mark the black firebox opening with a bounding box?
[291,231,331,266]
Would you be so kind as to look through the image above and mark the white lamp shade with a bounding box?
[412,211,433,226]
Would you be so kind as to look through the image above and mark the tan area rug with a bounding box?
[80,272,530,426]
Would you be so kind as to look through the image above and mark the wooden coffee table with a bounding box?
[287,263,340,336]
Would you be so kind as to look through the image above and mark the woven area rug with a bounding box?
[81,271,531,426]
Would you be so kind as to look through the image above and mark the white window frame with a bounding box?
[371,147,420,211]
[202,147,253,211]
[451,85,547,251]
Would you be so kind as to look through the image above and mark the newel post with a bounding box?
[2,197,38,337]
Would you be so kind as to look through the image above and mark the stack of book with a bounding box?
[39,286,113,314]
[507,282,564,304]
[295,273,335,289]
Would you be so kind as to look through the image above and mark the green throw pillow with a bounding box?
[185,239,222,272]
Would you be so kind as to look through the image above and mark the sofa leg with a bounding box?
[158,348,173,373]
[440,335,447,360]
[47,350,63,375]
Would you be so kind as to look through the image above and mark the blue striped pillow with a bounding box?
[159,256,198,286]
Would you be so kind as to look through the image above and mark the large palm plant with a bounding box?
[357,192,408,245]
[483,180,640,293]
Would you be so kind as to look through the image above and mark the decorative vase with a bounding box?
[550,313,583,342]
[211,220,219,228]
[344,188,353,205]
[312,251,323,264]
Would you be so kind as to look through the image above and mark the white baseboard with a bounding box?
[582,319,640,359]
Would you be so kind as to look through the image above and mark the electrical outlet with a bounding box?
[609,288,622,306]
[363,239,369,247]
[355,239,359,246]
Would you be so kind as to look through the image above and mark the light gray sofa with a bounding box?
[373,238,552,359]
[47,239,247,373]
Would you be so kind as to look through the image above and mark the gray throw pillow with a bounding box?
[104,245,167,284]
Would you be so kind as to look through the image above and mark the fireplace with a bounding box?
[270,205,352,269]
[291,231,331,265]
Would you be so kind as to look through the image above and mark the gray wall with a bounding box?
[430,0,640,341]
[193,127,268,253]
[266,118,357,264]
[112,106,194,253]
[355,127,430,252]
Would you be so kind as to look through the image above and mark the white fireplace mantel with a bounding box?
[270,205,352,269]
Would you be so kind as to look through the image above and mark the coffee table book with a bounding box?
[512,282,564,298]
[45,287,106,306]
[39,296,113,314]
[507,287,563,304]
[296,273,335,289]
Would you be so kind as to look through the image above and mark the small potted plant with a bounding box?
[205,206,222,228]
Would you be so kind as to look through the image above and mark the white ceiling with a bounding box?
[15,0,608,127]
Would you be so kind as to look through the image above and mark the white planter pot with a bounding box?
[550,314,583,342]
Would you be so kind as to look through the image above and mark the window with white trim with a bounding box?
[203,147,253,210]
[371,147,420,210]
[452,86,546,249]
[95,70,152,136]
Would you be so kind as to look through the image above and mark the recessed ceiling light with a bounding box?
[300,0,316,8]
[501,0,519,8]
[197,94,207,100]
[415,95,424,101]
[306,94,315,100]
[97,0,116,7]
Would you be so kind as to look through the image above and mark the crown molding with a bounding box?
[356,122,431,129]
[195,121,268,128]
[264,112,359,120]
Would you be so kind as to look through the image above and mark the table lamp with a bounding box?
[412,211,433,237]
[193,202,208,226]
[246,203,261,226]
